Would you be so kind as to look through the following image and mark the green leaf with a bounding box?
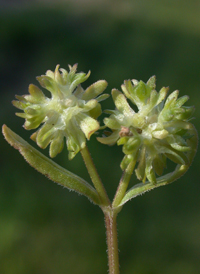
[147,75,156,89]
[36,75,56,94]
[27,84,46,103]
[157,87,168,105]
[82,80,108,101]
[97,130,120,145]
[153,154,166,176]
[70,71,91,92]
[50,133,64,158]
[122,137,141,155]
[95,93,110,102]
[2,125,101,205]
[119,164,188,206]
[133,81,151,106]
[104,116,121,130]
[112,89,134,116]
[75,113,100,139]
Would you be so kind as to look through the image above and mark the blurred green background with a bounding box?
[1,1,200,273]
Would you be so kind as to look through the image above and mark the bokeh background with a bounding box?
[1,1,200,273]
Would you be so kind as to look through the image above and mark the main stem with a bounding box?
[81,145,121,273]
[104,208,120,274]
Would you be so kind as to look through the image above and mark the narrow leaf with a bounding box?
[2,125,101,205]
[119,164,189,206]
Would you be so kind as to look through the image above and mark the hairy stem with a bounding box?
[104,208,120,274]
[112,160,136,208]
[81,146,111,206]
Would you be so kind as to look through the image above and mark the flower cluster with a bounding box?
[97,76,195,184]
[13,64,108,159]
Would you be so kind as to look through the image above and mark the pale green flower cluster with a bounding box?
[97,76,195,184]
[13,64,108,159]
[12,65,196,185]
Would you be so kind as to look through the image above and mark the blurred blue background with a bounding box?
[1,1,200,273]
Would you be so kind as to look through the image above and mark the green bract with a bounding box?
[97,76,196,184]
[13,64,109,159]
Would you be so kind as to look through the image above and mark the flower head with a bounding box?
[13,64,109,159]
[97,76,196,184]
